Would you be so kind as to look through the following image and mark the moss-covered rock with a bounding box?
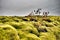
[0,16,60,40]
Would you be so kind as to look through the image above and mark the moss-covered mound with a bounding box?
[0,16,60,40]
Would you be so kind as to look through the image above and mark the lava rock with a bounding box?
[30,18,37,22]
[43,18,52,22]
[22,18,28,21]
[38,28,47,32]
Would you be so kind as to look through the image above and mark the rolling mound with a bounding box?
[0,16,60,40]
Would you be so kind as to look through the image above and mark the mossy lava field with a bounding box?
[0,16,60,40]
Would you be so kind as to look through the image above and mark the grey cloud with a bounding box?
[0,0,60,16]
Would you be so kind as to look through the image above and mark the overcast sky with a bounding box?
[0,0,60,16]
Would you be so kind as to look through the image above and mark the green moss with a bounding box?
[0,16,60,40]
[0,24,20,40]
